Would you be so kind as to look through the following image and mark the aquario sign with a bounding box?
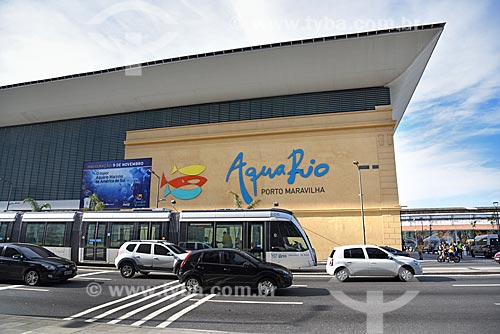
[226,149,330,204]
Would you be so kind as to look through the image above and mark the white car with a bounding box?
[326,245,422,282]
[115,240,189,278]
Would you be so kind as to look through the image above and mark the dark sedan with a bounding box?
[381,246,411,257]
[0,243,77,286]
[178,248,293,296]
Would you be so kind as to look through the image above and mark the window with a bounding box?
[329,249,336,258]
[154,245,169,256]
[4,247,20,258]
[110,223,134,248]
[187,223,214,249]
[136,244,151,254]
[25,223,45,245]
[45,223,66,246]
[0,223,10,242]
[201,251,220,264]
[126,243,137,252]
[216,224,243,249]
[366,248,389,259]
[270,221,308,252]
[344,248,365,259]
[222,251,247,266]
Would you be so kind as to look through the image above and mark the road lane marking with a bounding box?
[202,300,303,305]
[11,287,49,292]
[453,284,500,287]
[75,277,112,281]
[85,284,183,323]
[495,303,500,306]
[291,284,308,287]
[108,289,187,325]
[0,285,23,291]
[75,271,114,277]
[130,293,196,327]
[63,281,178,321]
[156,294,216,328]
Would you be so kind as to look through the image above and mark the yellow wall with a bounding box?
[124,106,402,260]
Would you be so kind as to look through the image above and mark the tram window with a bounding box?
[25,223,45,245]
[139,223,149,240]
[270,221,308,252]
[136,243,151,254]
[0,223,8,242]
[216,224,243,250]
[187,223,214,248]
[151,223,162,240]
[45,223,66,246]
[110,223,135,248]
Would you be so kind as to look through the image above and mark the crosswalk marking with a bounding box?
[107,289,187,325]
[156,294,216,328]
[85,284,183,323]
[63,281,177,321]
[130,293,196,327]
[0,285,23,291]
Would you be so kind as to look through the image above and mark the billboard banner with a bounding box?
[80,158,152,209]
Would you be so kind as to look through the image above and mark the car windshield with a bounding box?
[21,245,57,259]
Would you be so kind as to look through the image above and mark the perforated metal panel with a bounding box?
[0,87,390,201]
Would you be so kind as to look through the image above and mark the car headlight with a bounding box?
[41,263,56,271]
[276,269,291,277]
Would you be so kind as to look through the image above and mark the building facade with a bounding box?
[0,24,444,259]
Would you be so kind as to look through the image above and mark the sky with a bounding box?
[0,0,499,208]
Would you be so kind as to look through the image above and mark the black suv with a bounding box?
[0,243,77,286]
[178,248,293,296]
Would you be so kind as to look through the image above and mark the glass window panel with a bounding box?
[154,244,169,256]
[45,223,66,246]
[25,223,45,245]
[184,223,213,250]
[139,223,149,240]
[216,224,243,249]
[136,243,151,254]
[201,251,220,264]
[0,223,7,242]
[110,223,134,248]
[151,223,162,240]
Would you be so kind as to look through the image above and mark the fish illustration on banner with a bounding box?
[161,164,207,200]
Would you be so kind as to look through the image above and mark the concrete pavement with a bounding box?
[0,314,243,334]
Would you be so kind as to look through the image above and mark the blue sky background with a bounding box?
[1,0,499,208]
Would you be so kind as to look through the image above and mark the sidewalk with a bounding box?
[0,314,243,334]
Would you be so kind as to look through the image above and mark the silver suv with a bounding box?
[115,240,188,278]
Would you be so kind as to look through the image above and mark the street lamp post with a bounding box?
[147,169,160,208]
[494,201,499,237]
[0,178,13,212]
[353,161,366,245]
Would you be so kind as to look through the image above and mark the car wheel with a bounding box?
[185,276,202,294]
[120,262,136,278]
[24,270,40,286]
[258,278,277,296]
[335,268,350,282]
[398,267,414,282]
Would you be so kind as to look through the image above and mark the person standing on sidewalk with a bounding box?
[417,243,423,260]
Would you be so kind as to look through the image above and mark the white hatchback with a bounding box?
[326,245,422,282]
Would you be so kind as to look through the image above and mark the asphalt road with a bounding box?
[0,262,499,334]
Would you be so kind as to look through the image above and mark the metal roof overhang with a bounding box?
[0,24,444,130]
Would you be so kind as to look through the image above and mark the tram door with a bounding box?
[83,222,107,261]
[248,223,265,261]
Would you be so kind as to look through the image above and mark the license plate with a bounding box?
[64,270,73,275]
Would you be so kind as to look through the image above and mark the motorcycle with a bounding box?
[437,251,460,263]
